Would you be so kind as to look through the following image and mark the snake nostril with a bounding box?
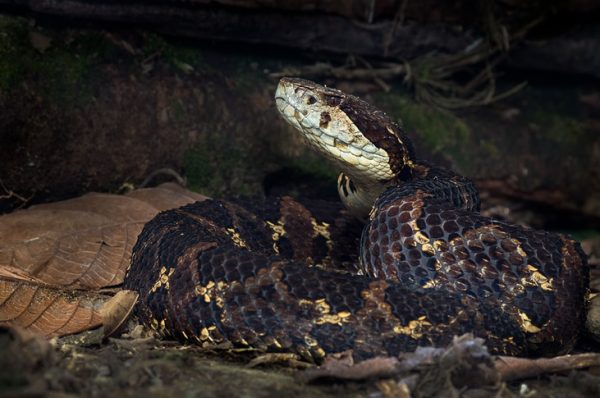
[307,95,317,105]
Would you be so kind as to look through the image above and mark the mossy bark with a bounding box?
[1,15,599,224]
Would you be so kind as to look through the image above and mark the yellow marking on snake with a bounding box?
[226,228,247,248]
[414,231,429,245]
[524,264,554,291]
[421,243,435,256]
[267,220,286,239]
[516,309,542,333]
[316,311,352,326]
[311,218,334,252]
[304,335,318,346]
[503,336,515,345]
[270,337,283,349]
[267,218,286,254]
[194,280,228,306]
[150,266,175,293]
[299,297,351,326]
[393,316,432,338]
[421,258,443,288]
[311,218,331,238]
[513,238,527,257]
[197,325,220,344]
[433,240,447,251]
[421,279,437,289]
[303,335,326,358]
[408,219,420,232]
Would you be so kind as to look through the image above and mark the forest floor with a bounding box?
[3,318,600,397]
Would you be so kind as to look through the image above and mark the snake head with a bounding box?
[275,77,416,218]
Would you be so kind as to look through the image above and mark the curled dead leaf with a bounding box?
[0,279,105,338]
[101,290,139,338]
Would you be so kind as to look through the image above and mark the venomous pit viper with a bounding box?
[124,78,589,361]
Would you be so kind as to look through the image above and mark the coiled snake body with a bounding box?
[124,78,588,361]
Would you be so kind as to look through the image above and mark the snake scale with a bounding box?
[124,78,589,361]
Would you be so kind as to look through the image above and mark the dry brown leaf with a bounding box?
[0,200,155,289]
[0,183,205,289]
[101,289,139,338]
[0,183,206,338]
[0,279,105,338]
[126,182,207,211]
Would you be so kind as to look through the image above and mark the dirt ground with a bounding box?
[2,320,600,398]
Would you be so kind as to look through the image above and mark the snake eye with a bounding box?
[306,95,317,105]
[325,95,342,107]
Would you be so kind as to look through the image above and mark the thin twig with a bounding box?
[0,179,33,206]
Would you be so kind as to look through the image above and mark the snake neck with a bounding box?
[339,162,480,220]
[337,172,390,220]
[336,161,425,220]
[372,165,481,217]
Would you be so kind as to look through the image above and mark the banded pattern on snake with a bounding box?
[124,78,588,361]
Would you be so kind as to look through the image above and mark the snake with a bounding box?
[123,78,589,361]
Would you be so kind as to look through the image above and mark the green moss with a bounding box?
[479,139,500,158]
[232,61,266,92]
[0,16,106,104]
[283,153,338,182]
[168,98,187,124]
[142,33,206,73]
[532,112,586,145]
[375,91,472,170]
[558,228,600,242]
[0,16,31,90]
[183,147,214,193]
[69,31,117,61]
[183,143,259,197]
